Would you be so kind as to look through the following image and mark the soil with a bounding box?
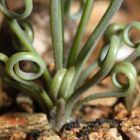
[60,103,140,140]
[1,103,139,139]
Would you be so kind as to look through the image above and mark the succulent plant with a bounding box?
[0,0,139,129]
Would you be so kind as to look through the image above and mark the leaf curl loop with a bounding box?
[111,61,137,95]
[72,61,137,113]
[123,21,140,47]
[104,23,125,41]
[123,22,140,61]
[76,35,121,95]
[6,52,46,84]
[0,0,33,19]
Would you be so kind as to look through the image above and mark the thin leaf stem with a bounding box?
[74,90,124,112]
[51,0,64,71]
[3,77,53,111]
[67,0,94,67]
[66,0,123,99]
[0,0,33,19]
[7,19,52,85]
[77,61,98,88]
[74,35,120,96]
[65,61,137,120]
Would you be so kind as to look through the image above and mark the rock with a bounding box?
[80,105,112,121]
[121,107,140,140]
[121,117,140,140]
[61,118,122,140]
[35,130,61,140]
[130,107,140,118]
[0,113,60,140]
[114,103,129,121]
[88,128,122,140]
[61,133,78,140]
[9,131,26,140]
[16,94,34,113]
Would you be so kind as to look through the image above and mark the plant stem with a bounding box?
[66,0,123,99]
[59,67,75,99]
[77,61,98,88]
[0,18,53,109]
[74,90,125,112]
[74,35,120,96]
[67,0,94,67]
[50,69,67,99]
[64,35,121,118]
[55,98,66,130]
[0,0,33,19]
[7,19,52,86]
[123,22,140,61]
[3,77,53,112]
[51,0,64,71]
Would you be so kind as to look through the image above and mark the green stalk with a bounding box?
[65,61,137,121]
[0,0,33,19]
[0,52,53,110]
[66,0,123,99]
[123,22,140,47]
[74,35,120,96]
[77,61,98,88]
[0,2,54,110]
[3,77,53,111]
[67,0,94,67]
[55,98,66,130]
[74,90,124,112]
[0,52,9,63]
[51,0,64,71]
[123,22,140,61]
[7,19,52,86]
[50,69,67,99]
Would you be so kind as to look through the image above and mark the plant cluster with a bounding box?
[0,0,139,129]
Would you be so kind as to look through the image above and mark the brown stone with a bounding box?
[0,113,60,140]
[121,117,140,140]
[16,94,34,113]
[61,126,123,140]
[37,130,61,140]
[121,107,140,140]
[89,128,122,140]
[114,103,129,121]
[61,118,122,140]
[80,105,112,121]
[130,107,140,118]
[9,131,26,140]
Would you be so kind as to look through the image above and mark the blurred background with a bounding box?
[1,0,139,65]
